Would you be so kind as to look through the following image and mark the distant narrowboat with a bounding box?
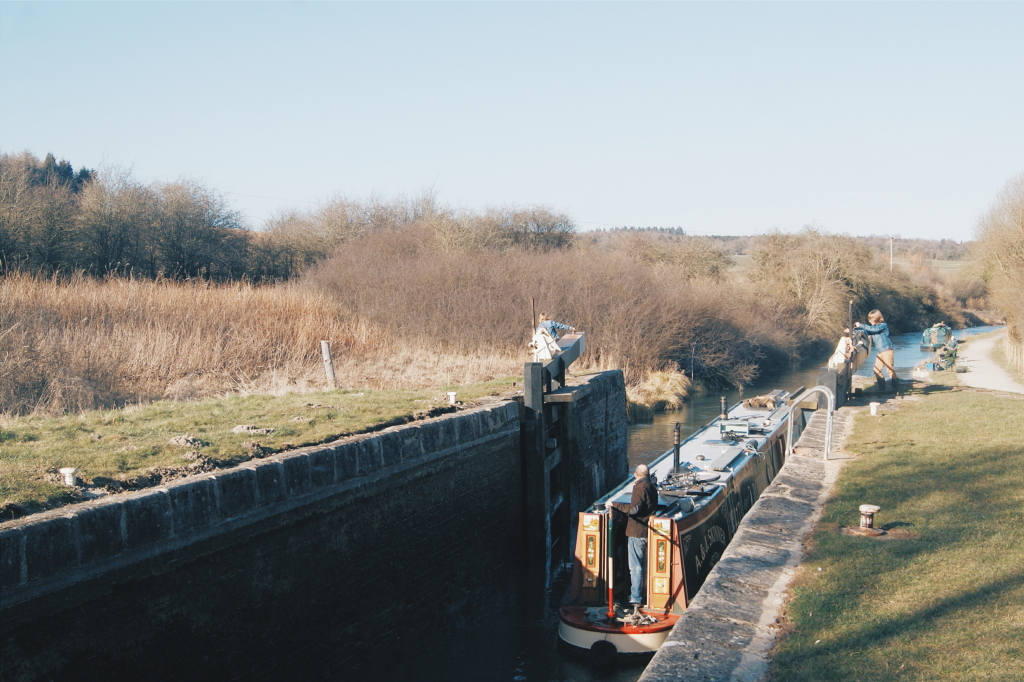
[920,323,953,351]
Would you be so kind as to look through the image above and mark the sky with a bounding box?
[1,2,1021,240]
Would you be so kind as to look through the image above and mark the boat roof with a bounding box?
[597,391,794,519]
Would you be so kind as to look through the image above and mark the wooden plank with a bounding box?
[543,384,591,403]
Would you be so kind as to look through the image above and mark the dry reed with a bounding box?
[0,274,521,415]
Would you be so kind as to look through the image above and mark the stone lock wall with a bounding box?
[1,401,524,681]
[0,371,628,681]
[566,370,630,519]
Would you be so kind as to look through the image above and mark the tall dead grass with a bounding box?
[0,274,521,415]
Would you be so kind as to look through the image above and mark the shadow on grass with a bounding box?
[773,568,1024,675]
[880,520,914,530]
[772,392,1024,679]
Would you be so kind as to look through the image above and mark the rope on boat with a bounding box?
[615,609,658,627]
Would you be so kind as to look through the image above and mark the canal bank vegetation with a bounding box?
[2,151,981,420]
[3,211,974,419]
[975,172,1024,377]
[768,391,1024,681]
[0,378,517,518]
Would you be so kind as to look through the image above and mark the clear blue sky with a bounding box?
[2,2,1021,240]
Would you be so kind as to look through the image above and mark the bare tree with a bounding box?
[77,167,158,276]
[153,181,244,279]
[976,173,1024,369]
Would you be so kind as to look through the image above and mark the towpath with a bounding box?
[956,329,1024,394]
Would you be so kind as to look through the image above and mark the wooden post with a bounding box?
[320,340,337,388]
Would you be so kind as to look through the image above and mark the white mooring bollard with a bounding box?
[59,467,78,486]
[447,391,457,405]
[869,401,880,416]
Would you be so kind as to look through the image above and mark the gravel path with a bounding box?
[957,330,1024,394]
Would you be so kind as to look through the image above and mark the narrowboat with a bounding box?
[558,389,805,660]
[920,323,953,351]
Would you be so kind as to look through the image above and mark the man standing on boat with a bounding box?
[605,464,658,612]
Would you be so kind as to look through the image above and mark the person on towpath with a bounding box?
[605,464,658,611]
[856,309,896,391]
[537,312,575,340]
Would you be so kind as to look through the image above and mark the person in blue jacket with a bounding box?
[537,312,575,340]
[855,309,896,390]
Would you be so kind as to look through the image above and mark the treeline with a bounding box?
[0,152,576,281]
[260,195,575,278]
[975,173,1024,374]
[0,152,254,279]
[2,151,978,282]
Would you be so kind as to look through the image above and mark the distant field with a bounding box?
[728,255,969,275]
[730,254,751,269]
[893,258,969,273]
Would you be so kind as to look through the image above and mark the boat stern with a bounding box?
[557,605,677,657]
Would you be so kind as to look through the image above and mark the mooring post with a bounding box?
[320,340,337,388]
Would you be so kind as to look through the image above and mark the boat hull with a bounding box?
[558,606,677,655]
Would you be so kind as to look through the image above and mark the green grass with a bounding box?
[769,391,1024,681]
[0,377,519,515]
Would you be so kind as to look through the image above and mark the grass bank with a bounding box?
[768,390,1024,681]
[0,274,523,416]
[0,377,517,519]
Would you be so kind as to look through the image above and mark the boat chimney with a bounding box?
[673,422,681,471]
[719,396,728,420]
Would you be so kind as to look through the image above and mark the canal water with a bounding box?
[510,325,1001,682]
[628,325,1001,468]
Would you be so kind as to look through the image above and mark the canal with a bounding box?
[628,326,1001,467]
[31,328,993,682]
[508,325,1000,682]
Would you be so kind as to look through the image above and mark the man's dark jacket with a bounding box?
[611,476,658,538]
